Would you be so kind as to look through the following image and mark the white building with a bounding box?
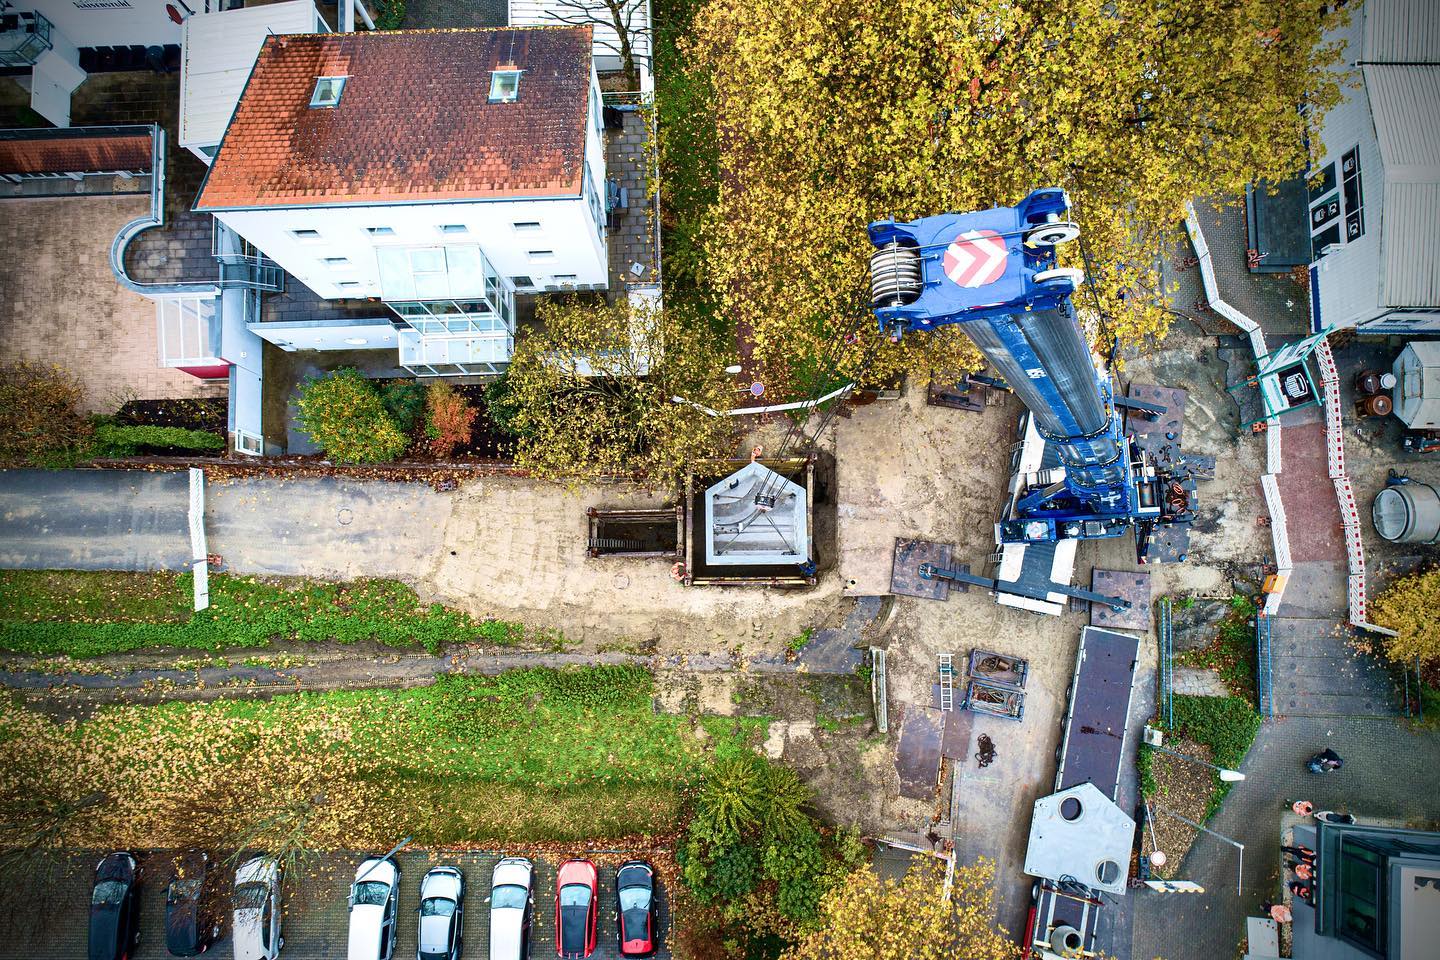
[508,0,652,93]
[1308,0,1440,333]
[194,25,608,376]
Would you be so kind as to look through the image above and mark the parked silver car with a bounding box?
[487,857,533,960]
[418,865,465,960]
[232,858,283,960]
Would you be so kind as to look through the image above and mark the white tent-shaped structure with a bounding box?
[703,462,808,567]
[1392,340,1440,429]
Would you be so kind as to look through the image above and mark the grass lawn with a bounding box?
[0,570,523,657]
[1143,694,1262,818]
[1,667,767,846]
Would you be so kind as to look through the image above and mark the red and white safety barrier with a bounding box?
[1314,338,1368,624]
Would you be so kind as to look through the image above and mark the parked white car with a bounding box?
[417,865,465,960]
[488,857,534,960]
[348,857,400,960]
[233,857,283,960]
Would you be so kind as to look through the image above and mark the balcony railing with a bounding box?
[0,11,53,68]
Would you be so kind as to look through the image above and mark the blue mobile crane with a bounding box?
[868,189,1195,611]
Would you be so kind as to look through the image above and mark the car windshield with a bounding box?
[421,897,456,918]
[352,880,390,907]
[168,875,203,903]
[491,884,527,910]
[559,883,591,908]
[92,880,127,907]
[619,886,650,912]
[234,882,269,910]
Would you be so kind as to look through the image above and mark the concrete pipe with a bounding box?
[1372,482,1440,544]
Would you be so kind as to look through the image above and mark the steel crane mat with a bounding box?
[1144,522,1193,564]
[1127,383,1188,468]
[1089,569,1152,631]
[890,538,964,599]
[893,703,946,800]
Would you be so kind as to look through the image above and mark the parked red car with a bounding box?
[554,859,597,959]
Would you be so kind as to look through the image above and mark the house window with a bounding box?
[366,226,395,236]
[555,274,577,284]
[337,281,362,290]
[489,69,521,102]
[438,224,469,235]
[512,221,542,233]
[323,257,351,267]
[310,76,347,108]
[527,250,556,263]
[290,228,322,242]
[511,275,534,288]
[1341,147,1365,242]
[1337,842,1385,955]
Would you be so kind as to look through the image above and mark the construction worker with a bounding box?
[1261,901,1293,924]
[1289,880,1313,900]
[1281,844,1316,863]
[1287,861,1314,881]
[1285,799,1316,817]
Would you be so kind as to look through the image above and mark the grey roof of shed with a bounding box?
[1359,0,1440,308]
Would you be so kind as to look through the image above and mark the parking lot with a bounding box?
[0,849,673,960]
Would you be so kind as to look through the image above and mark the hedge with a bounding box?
[94,423,225,457]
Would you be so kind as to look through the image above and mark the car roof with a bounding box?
[347,904,386,959]
[231,911,268,960]
[421,870,462,901]
[489,899,526,958]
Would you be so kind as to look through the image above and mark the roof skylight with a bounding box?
[489,69,521,103]
[309,76,347,108]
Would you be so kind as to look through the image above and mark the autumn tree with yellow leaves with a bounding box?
[780,858,1016,960]
[680,0,1349,388]
[1372,567,1440,664]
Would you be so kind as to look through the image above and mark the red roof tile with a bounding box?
[0,133,152,176]
[195,27,592,210]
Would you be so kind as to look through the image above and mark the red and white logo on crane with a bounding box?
[942,229,1008,288]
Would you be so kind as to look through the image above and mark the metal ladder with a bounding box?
[1256,612,1273,718]
[938,654,956,712]
[1158,598,1174,727]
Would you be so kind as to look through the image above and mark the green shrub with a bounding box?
[93,422,224,456]
[0,362,93,467]
[1169,695,1262,817]
[295,368,408,463]
[374,0,404,29]
[381,380,426,434]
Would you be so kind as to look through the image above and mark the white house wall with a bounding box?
[1309,11,1389,330]
[249,317,398,351]
[21,0,182,49]
[508,0,652,90]
[213,195,608,301]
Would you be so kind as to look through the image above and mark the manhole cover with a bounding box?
[337,508,354,525]
[613,574,630,590]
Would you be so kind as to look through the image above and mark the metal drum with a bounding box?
[1372,482,1440,544]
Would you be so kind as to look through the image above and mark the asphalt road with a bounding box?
[0,469,452,579]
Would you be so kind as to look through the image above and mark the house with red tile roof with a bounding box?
[195,25,609,376]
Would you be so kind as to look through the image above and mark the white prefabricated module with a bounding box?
[1392,341,1440,429]
[703,462,808,566]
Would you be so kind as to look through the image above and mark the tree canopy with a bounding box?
[498,295,737,486]
[684,0,1349,387]
[1372,567,1440,664]
[780,858,1017,960]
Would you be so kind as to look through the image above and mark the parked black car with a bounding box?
[89,852,141,960]
[615,860,657,957]
[165,850,223,956]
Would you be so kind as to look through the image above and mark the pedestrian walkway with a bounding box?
[1132,715,1440,960]
[1267,617,1400,717]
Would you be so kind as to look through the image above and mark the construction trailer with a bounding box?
[1022,626,1141,959]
